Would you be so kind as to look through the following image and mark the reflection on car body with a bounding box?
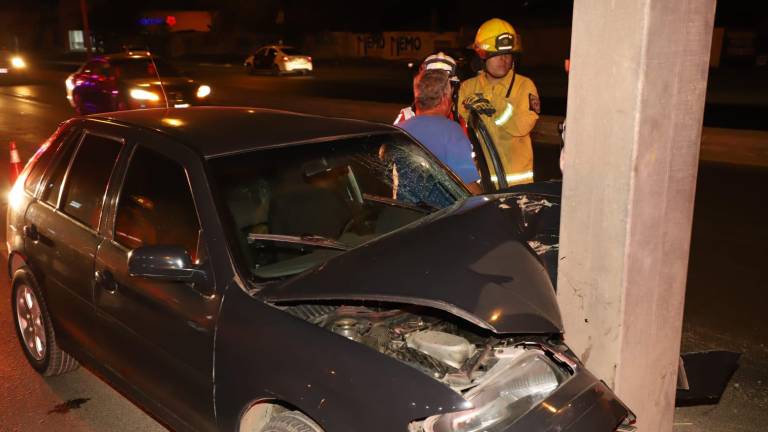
[7,107,633,432]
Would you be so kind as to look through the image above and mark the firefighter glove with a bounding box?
[463,95,496,117]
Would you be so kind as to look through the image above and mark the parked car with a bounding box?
[7,107,634,432]
[65,52,211,114]
[244,45,313,75]
[0,49,29,80]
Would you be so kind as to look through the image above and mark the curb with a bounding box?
[533,116,768,168]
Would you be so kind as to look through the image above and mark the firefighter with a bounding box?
[459,18,540,186]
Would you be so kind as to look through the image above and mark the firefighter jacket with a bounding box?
[459,70,540,186]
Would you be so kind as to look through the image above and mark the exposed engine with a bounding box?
[283,303,510,391]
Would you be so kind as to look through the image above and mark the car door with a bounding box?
[23,126,124,355]
[73,60,105,113]
[252,47,265,68]
[264,48,277,69]
[93,139,219,431]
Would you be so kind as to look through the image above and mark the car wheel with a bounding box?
[262,411,323,432]
[11,269,79,376]
[271,64,281,76]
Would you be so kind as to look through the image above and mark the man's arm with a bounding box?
[491,77,540,137]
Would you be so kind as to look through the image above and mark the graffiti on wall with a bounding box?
[355,32,457,59]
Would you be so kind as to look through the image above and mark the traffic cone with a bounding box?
[10,141,22,185]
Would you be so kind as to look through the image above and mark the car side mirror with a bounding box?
[128,245,207,284]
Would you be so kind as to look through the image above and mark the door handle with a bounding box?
[95,270,118,293]
[22,224,39,241]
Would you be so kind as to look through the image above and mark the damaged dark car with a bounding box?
[7,107,634,432]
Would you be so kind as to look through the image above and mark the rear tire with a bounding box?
[11,269,79,376]
[262,411,324,432]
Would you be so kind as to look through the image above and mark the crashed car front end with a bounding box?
[274,301,635,432]
[209,134,633,430]
[252,193,634,431]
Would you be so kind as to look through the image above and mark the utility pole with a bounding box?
[557,0,716,430]
[79,0,93,57]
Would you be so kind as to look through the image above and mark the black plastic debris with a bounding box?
[47,398,91,414]
[675,351,740,407]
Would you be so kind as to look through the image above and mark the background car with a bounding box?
[0,49,29,80]
[7,107,633,432]
[244,45,313,75]
[65,52,212,114]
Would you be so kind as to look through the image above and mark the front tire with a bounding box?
[262,411,323,432]
[11,269,79,376]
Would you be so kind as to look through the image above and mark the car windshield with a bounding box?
[209,132,469,281]
[279,47,302,55]
[111,58,183,79]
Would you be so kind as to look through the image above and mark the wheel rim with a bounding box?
[15,284,47,361]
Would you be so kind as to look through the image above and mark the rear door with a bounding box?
[23,127,124,353]
[93,138,219,431]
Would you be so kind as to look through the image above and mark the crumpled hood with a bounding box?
[258,194,563,334]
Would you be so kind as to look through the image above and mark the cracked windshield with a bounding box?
[209,133,469,280]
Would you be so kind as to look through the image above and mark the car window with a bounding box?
[41,134,80,207]
[111,58,182,79]
[280,48,301,55]
[81,61,99,74]
[209,132,469,280]
[24,127,78,195]
[114,146,201,262]
[60,134,122,229]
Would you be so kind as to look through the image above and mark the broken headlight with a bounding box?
[423,349,569,432]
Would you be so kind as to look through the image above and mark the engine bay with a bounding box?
[282,302,569,392]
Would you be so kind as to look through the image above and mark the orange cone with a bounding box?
[10,141,22,185]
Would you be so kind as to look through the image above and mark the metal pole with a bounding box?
[79,0,92,57]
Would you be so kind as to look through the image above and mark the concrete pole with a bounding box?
[557,0,716,430]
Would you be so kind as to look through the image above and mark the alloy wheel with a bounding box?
[15,284,47,361]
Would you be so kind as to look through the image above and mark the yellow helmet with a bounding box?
[473,18,522,59]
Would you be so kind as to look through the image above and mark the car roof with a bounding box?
[92,52,154,62]
[260,45,295,51]
[91,107,398,158]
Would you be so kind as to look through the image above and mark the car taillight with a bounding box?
[282,56,288,61]
[307,56,312,62]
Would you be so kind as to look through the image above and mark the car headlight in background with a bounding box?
[10,56,26,69]
[423,349,569,432]
[130,88,160,101]
[196,85,211,98]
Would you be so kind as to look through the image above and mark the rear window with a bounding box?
[60,134,122,229]
[24,126,78,195]
[280,48,302,56]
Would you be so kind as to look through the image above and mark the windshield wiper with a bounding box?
[246,233,350,251]
[362,193,436,213]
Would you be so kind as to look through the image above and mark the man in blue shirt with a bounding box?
[397,65,482,194]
